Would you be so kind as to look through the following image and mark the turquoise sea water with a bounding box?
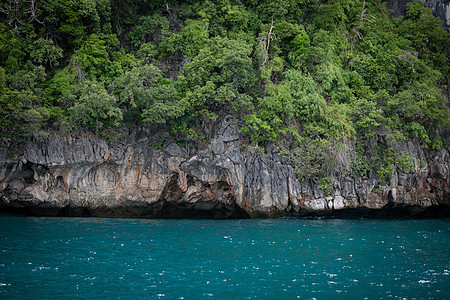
[0,215,449,299]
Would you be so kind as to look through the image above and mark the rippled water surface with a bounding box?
[0,215,449,299]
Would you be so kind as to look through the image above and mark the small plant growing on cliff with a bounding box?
[281,136,336,180]
[101,131,123,142]
[150,140,164,150]
[378,165,394,184]
[397,152,415,173]
[247,145,265,155]
[430,136,443,151]
[370,145,396,185]
[319,177,334,196]
[351,143,371,177]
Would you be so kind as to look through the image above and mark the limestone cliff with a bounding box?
[0,120,448,218]
[425,0,450,31]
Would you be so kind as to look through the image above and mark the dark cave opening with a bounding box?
[156,174,250,219]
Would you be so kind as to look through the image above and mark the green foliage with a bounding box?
[179,0,257,43]
[405,1,428,20]
[242,68,355,144]
[150,140,164,150]
[351,147,371,177]
[403,122,430,144]
[378,164,394,184]
[386,81,449,143]
[0,0,447,154]
[319,178,334,196]
[113,65,184,124]
[397,152,415,173]
[0,88,48,140]
[182,36,255,90]
[128,14,171,49]
[43,68,78,107]
[29,38,63,69]
[177,35,257,136]
[282,136,337,179]
[352,96,383,138]
[430,136,443,151]
[67,82,122,133]
[171,121,204,141]
[240,112,280,144]
[34,0,113,50]
[171,19,209,57]
[352,138,417,182]
[371,145,396,184]
[290,26,310,58]
[72,33,122,82]
[0,48,50,140]
[314,0,364,30]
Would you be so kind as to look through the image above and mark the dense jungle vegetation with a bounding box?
[1,0,449,180]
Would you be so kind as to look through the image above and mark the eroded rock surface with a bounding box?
[0,120,449,218]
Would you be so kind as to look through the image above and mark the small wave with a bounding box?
[418,280,431,284]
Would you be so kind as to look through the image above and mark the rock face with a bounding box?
[0,119,449,218]
[425,0,450,31]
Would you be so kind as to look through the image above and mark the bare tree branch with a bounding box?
[0,0,44,32]
[259,17,275,67]
[353,0,377,41]
[163,0,170,13]
[24,0,44,25]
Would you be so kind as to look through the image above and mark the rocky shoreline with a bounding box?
[0,120,449,219]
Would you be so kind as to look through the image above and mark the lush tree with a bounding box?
[128,13,171,49]
[68,82,122,134]
[178,36,256,124]
[113,65,184,124]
